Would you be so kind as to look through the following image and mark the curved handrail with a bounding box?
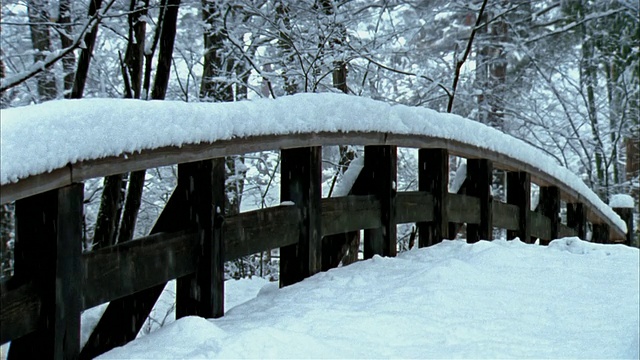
[0,93,627,237]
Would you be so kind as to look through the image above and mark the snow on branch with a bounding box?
[0,0,118,93]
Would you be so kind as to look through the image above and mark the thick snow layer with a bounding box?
[76,277,270,349]
[0,93,626,232]
[610,194,635,209]
[97,238,639,359]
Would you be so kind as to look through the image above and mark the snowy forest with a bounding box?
[0,0,638,279]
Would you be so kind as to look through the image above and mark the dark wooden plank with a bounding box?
[8,184,83,360]
[0,167,71,205]
[567,203,587,240]
[80,183,190,360]
[176,159,225,320]
[506,171,531,242]
[530,210,552,241]
[466,159,493,242]
[417,149,448,247]
[592,223,610,243]
[2,131,625,240]
[81,230,198,309]
[493,201,519,231]
[322,195,381,235]
[538,186,560,245]
[0,281,40,345]
[82,205,302,311]
[321,166,369,272]
[395,191,434,225]
[224,205,300,261]
[447,193,481,224]
[362,145,397,259]
[558,223,577,238]
[280,147,322,287]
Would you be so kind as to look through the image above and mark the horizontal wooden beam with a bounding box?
[530,210,552,241]
[493,201,519,231]
[558,223,578,238]
[225,205,300,261]
[322,195,381,235]
[395,191,433,224]
[0,281,40,345]
[448,193,480,224]
[1,131,625,239]
[81,230,199,310]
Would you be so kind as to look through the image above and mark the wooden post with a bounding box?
[417,149,448,247]
[567,203,587,240]
[612,207,633,246]
[538,186,560,245]
[592,223,610,243]
[363,145,397,259]
[80,183,191,359]
[280,147,322,287]
[8,184,83,360]
[506,172,531,243]
[176,159,225,319]
[466,159,493,243]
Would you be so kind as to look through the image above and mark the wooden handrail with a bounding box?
[0,131,626,239]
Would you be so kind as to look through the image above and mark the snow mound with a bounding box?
[547,236,634,255]
[610,194,635,208]
[97,238,639,359]
[97,316,225,359]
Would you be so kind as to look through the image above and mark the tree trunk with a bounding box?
[276,1,298,95]
[69,0,104,99]
[58,0,75,94]
[580,17,606,199]
[28,0,57,101]
[200,0,234,102]
[92,175,125,249]
[116,0,151,244]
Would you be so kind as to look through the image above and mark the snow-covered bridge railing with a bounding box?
[0,93,631,359]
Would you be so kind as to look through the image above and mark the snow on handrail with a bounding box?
[0,93,627,235]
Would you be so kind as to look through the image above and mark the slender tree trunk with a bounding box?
[200,0,234,102]
[69,0,104,99]
[276,1,298,95]
[151,0,181,100]
[116,0,151,244]
[93,175,125,248]
[580,22,606,199]
[28,0,57,101]
[58,0,75,94]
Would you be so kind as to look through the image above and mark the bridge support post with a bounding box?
[567,203,587,240]
[8,183,83,360]
[592,223,610,243]
[538,186,560,245]
[363,145,397,259]
[280,147,322,287]
[612,207,633,246]
[176,159,225,319]
[506,172,531,243]
[418,149,448,247]
[80,182,191,359]
[466,159,493,243]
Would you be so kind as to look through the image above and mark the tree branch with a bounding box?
[0,0,117,94]
[447,0,488,113]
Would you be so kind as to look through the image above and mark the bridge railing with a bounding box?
[0,103,632,359]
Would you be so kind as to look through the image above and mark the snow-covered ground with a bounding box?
[92,237,639,359]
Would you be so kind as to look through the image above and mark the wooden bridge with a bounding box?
[0,94,631,359]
